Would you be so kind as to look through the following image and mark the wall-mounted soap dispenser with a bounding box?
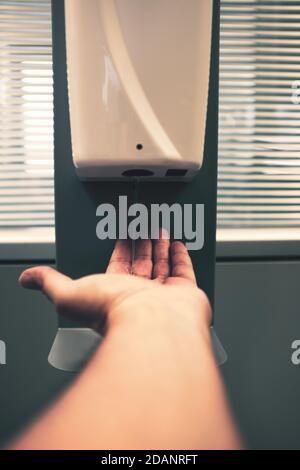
[64,0,213,181]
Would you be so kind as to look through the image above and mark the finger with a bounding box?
[19,266,74,304]
[132,239,153,279]
[19,266,106,325]
[106,239,132,274]
[171,241,197,284]
[153,229,170,283]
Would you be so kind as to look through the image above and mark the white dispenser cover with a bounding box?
[65,0,213,180]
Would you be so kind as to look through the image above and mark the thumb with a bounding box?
[19,266,72,297]
[19,266,121,327]
[19,266,79,317]
[19,266,85,320]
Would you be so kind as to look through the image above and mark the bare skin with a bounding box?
[11,235,241,450]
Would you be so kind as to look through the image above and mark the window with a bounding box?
[1,0,300,258]
[0,0,54,257]
[218,0,300,244]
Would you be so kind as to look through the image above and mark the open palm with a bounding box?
[19,235,211,333]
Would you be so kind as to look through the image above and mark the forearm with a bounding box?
[12,303,241,450]
[96,306,241,450]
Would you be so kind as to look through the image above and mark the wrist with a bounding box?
[107,293,211,343]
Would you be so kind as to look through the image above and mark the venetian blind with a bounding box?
[218,0,300,234]
[0,0,54,235]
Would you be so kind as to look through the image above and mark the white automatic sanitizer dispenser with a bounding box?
[64,0,213,180]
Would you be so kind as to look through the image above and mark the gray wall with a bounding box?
[0,261,300,449]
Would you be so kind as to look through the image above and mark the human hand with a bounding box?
[19,233,211,335]
[16,236,242,451]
